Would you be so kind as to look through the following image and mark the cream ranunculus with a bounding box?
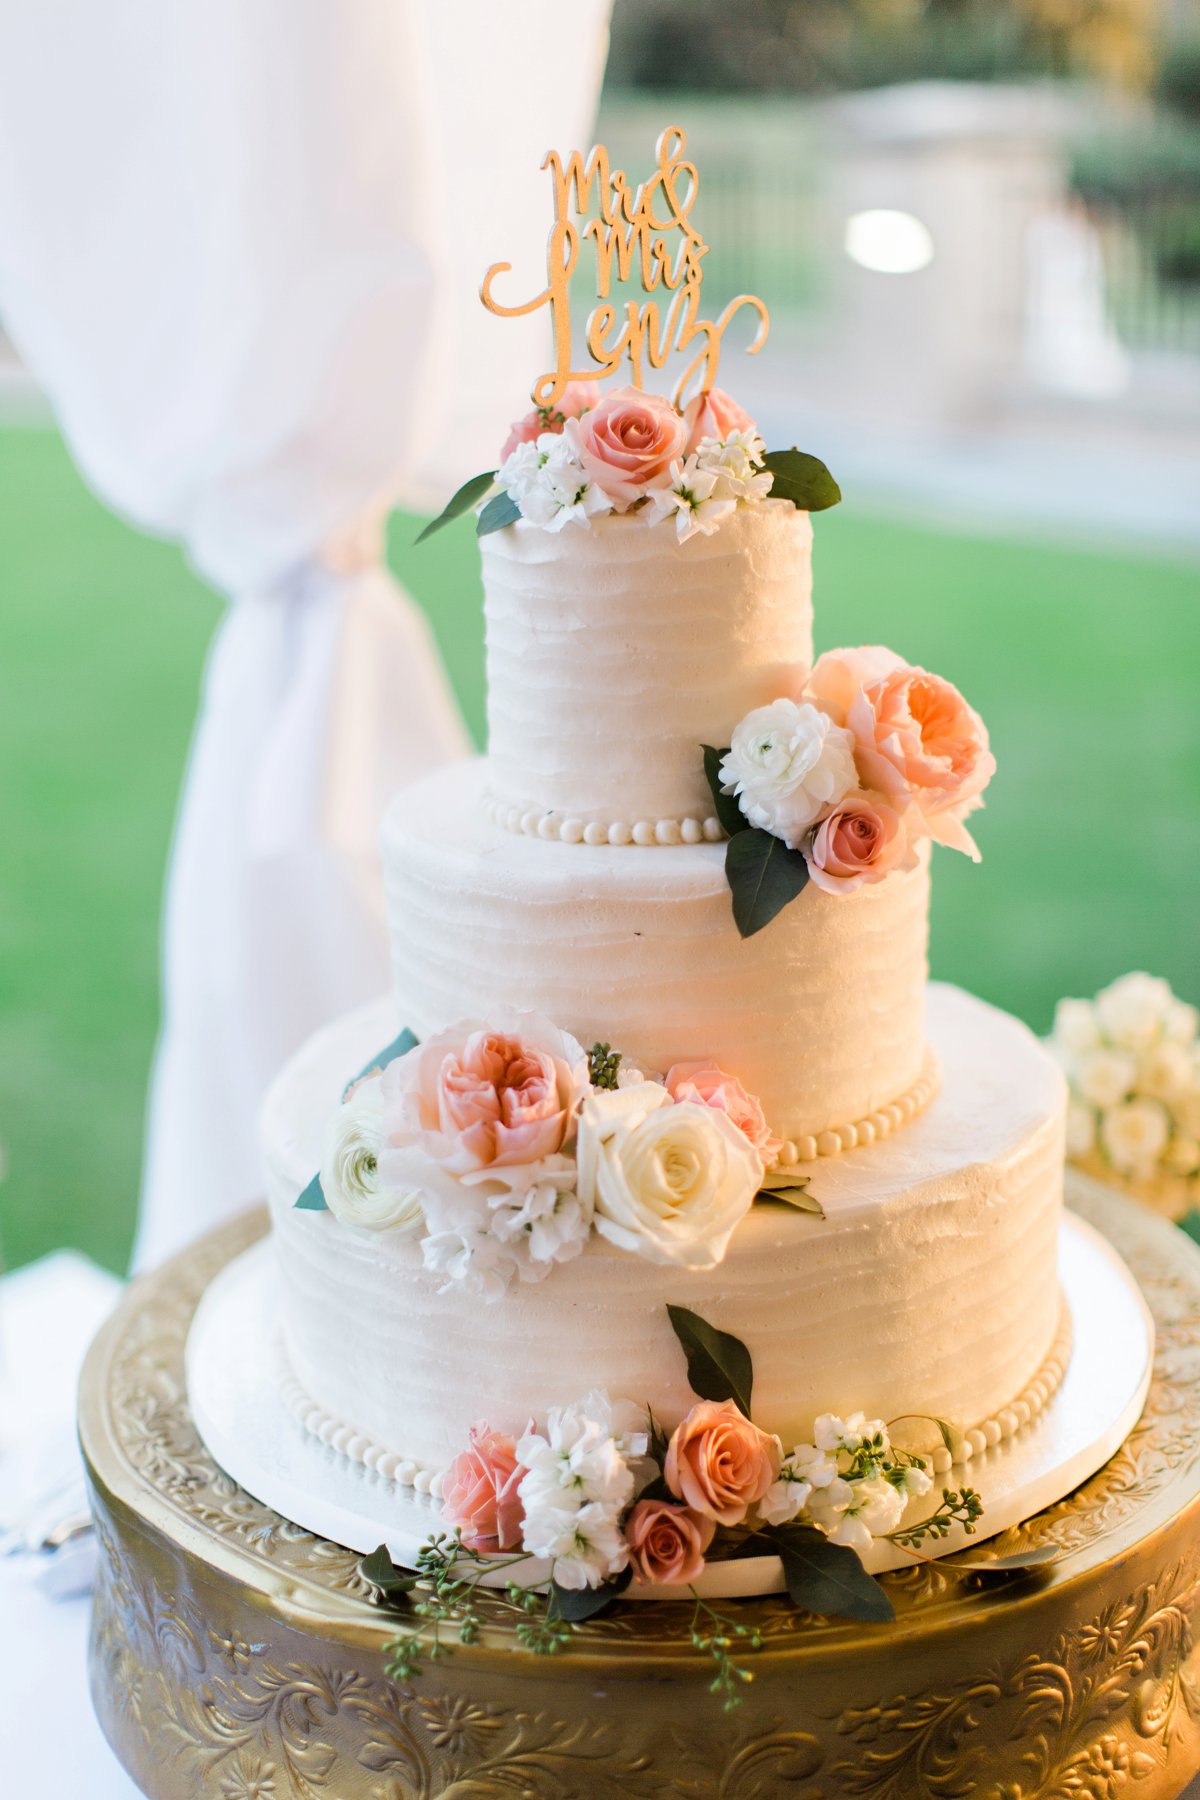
[1052,997,1102,1058]
[319,1077,424,1234]
[1134,1041,1194,1104]
[1100,1096,1171,1177]
[1065,1098,1097,1158]
[720,699,859,849]
[576,1083,761,1269]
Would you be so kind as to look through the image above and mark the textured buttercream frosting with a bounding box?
[482,501,813,829]
[265,984,1067,1477]
[382,758,930,1144]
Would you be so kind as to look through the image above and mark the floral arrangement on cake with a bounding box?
[297,1019,821,1297]
[1049,971,1200,1221]
[702,645,996,936]
[359,1304,989,1707]
[416,385,841,547]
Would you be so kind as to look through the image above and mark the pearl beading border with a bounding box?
[771,1046,941,1167]
[482,790,725,848]
[279,1290,1073,1493]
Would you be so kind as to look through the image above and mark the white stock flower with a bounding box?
[1100,1096,1171,1177]
[802,1474,854,1535]
[720,699,859,848]
[488,1164,591,1274]
[1051,998,1102,1059]
[516,1390,639,1588]
[319,1078,424,1234]
[497,421,612,532]
[898,1463,934,1499]
[644,453,738,543]
[693,429,773,503]
[1094,972,1174,1052]
[822,1475,907,1552]
[1065,1099,1097,1159]
[1074,1046,1137,1110]
[1134,1041,1194,1104]
[576,1083,761,1269]
[812,1412,888,1456]
[421,1227,516,1302]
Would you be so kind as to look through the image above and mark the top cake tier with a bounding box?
[482,500,813,835]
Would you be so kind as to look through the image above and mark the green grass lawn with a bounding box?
[1,424,1197,1274]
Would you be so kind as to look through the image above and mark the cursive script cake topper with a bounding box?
[481,126,769,412]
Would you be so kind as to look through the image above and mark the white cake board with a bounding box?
[186,1213,1153,1600]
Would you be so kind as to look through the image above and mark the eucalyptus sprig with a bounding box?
[689,1588,764,1712]
[886,1486,984,1552]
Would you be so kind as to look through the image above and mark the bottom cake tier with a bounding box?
[263,982,1067,1482]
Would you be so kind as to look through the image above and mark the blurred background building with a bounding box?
[1,0,1197,1276]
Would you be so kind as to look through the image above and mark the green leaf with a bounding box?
[725,827,810,938]
[762,448,842,513]
[701,745,748,838]
[476,491,522,536]
[756,1186,826,1219]
[343,1026,419,1099]
[666,1304,754,1418]
[766,1524,895,1623]
[415,471,496,543]
[358,1543,418,1605]
[550,1565,631,1620]
[1179,1208,1200,1247]
[294,1172,328,1212]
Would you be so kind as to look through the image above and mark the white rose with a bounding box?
[1074,1047,1137,1110]
[1065,1099,1097,1158]
[720,699,859,848]
[576,1083,761,1269]
[1163,1136,1200,1176]
[1163,998,1199,1046]
[1051,998,1101,1058]
[1095,972,1173,1051]
[319,1078,424,1234]
[1135,1041,1194,1104]
[1100,1096,1171,1177]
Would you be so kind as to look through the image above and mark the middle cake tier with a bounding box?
[383,758,930,1151]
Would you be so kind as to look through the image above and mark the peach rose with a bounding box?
[664,1061,781,1168]
[664,1399,781,1527]
[625,1498,715,1586]
[381,1012,589,1181]
[440,1424,524,1551]
[809,646,995,859]
[575,385,687,507]
[805,791,916,895]
[682,386,755,456]
[499,382,594,462]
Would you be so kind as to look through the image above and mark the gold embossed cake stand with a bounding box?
[83,1171,1200,1800]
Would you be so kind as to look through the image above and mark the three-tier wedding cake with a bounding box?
[259,369,1069,1600]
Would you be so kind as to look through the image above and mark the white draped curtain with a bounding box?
[0,0,612,1268]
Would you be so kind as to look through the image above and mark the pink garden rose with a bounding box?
[805,791,916,895]
[440,1424,524,1551]
[664,1061,781,1169]
[808,646,996,859]
[499,382,594,462]
[682,386,756,456]
[380,1013,589,1182]
[575,385,688,507]
[664,1399,781,1527]
[625,1498,715,1586]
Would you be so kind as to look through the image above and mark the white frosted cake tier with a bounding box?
[481,501,813,830]
[382,758,930,1147]
[264,983,1067,1481]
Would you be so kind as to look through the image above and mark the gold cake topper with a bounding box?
[481,126,769,411]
